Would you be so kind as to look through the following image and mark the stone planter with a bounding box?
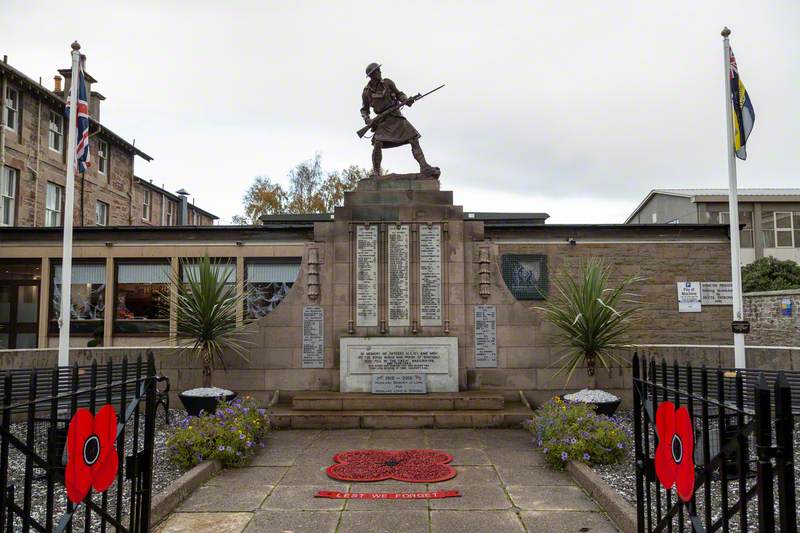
[560,392,621,417]
[179,388,237,417]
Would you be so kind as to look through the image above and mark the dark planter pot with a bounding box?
[560,395,622,417]
[179,391,237,417]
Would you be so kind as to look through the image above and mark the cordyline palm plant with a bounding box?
[171,255,251,388]
[535,258,644,390]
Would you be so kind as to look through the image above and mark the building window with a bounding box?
[245,260,300,319]
[98,140,108,175]
[718,211,754,248]
[50,262,105,335]
[142,189,151,221]
[501,255,548,300]
[166,201,175,225]
[774,212,794,248]
[4,87,19,132]
[115,262,170,334]
[48,111,64,153]
[95,200,109,226]
[182,261,236,287]
[795,213,800,249]
[1,166,17,226]
[45,182,63,227]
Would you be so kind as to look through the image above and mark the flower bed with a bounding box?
[524,396,627,470]
[167,397,270,469]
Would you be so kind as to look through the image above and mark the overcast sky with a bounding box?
[3,1,798,224]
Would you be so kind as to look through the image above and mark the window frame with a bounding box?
[774,211,795,249]
[244,258,301,319]
[1,166,18,227]
[114,260,172,335]
[718,210,754,249]
[4,86,19,132]
[166,201,175,226]
[142,189,151,221]
[500,254,549,300]
[95,200,109,226]
[48,259,106,336]
[97,139,109,176]
[45,182,64,227]
[48,110,64,153]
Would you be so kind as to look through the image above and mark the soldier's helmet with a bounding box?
[365,62,381,76]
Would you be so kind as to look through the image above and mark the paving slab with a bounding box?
[177,483,273,512]
[260,485,346,511]
[243,510,340,533]
[443,448,491,465]
[156,512,253,533]
[279,463,350,485]
[495,464,573,485]
[507,485,600,511]
[436,466,501,488]
[521,510,619,533]
[429,484,512,510]
[430,510,526,533]
[484,446,546,466]
[249,445,305,466]
[337,510,429,533]
[204,466,288,487]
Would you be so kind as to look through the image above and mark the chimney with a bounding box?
[176,189,189,225]
[54,76,62,93]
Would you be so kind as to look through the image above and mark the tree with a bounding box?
[535,258,644,390]
[233,155,369,224]
[742,257,800,292]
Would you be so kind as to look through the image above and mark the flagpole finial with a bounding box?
[721,27,731,38]
[71,41,81,52]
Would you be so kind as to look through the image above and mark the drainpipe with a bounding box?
[1,68,7,176]
[32,86,43,226]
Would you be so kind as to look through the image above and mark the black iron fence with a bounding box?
[632,354,798,533]
[0,353,159,532]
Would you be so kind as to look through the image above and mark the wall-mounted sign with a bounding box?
[700,282,733,305]
[677,282,702,313]
[731,320,750,334]
[302,306,324,368]
[781,298,793,317]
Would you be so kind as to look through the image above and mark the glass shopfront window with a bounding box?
[50,262,105,335]
[245,260,300,319]
[115,262,171,334]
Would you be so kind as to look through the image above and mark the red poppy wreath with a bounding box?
[655,401,695,503]
[65,404,119,504]
[326,449,456,483]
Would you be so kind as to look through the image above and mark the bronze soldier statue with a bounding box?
[360,63,440,178]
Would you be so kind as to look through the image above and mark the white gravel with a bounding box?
[564,388,619,403]
[181,387,234,397]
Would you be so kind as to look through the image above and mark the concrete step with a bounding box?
[270,402,531,429]
[291,391,505,411]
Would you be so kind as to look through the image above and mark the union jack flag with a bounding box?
[65,59,91,173]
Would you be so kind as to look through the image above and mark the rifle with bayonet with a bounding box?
[357,84,445,139]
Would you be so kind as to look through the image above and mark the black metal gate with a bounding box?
[0,353,158,532]
[633,354,798,533]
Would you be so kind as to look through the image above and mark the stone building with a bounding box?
[0,57,215,228]
[0,175,737,426]
[625,188,800,264]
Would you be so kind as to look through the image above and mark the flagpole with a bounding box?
[721,27,746,369]
[57,41,82,367]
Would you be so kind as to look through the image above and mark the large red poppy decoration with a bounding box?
[65,404,119,504]
[326,449,456,483]
[655,401,695,502]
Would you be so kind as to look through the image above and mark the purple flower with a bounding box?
[258,409,266,416]
[617,442,625,449]
[218,445,225,451]
[226,446,232,452]
[560,451,568,461]
[236,451,242,457]
[246,441,253,448]
[583,453,590,461]
[239,433,246,440]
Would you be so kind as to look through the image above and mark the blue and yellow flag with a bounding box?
[729,48,755,160]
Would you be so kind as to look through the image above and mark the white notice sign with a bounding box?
[356,225,378,327]
[387,225,410,326]
[701,282,733,305]
[302,306,324,368]
[419,224,442,326]
[677,282,702,313]
[474,305,497,368]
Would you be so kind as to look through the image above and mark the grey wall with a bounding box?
[629,194,696,224]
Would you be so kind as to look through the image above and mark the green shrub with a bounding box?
[742,257,800,292]
[524,397,627,470]
[167,397,269,469]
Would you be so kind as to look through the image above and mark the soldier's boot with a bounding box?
[411,141,440,178]
[371,143,383,177]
